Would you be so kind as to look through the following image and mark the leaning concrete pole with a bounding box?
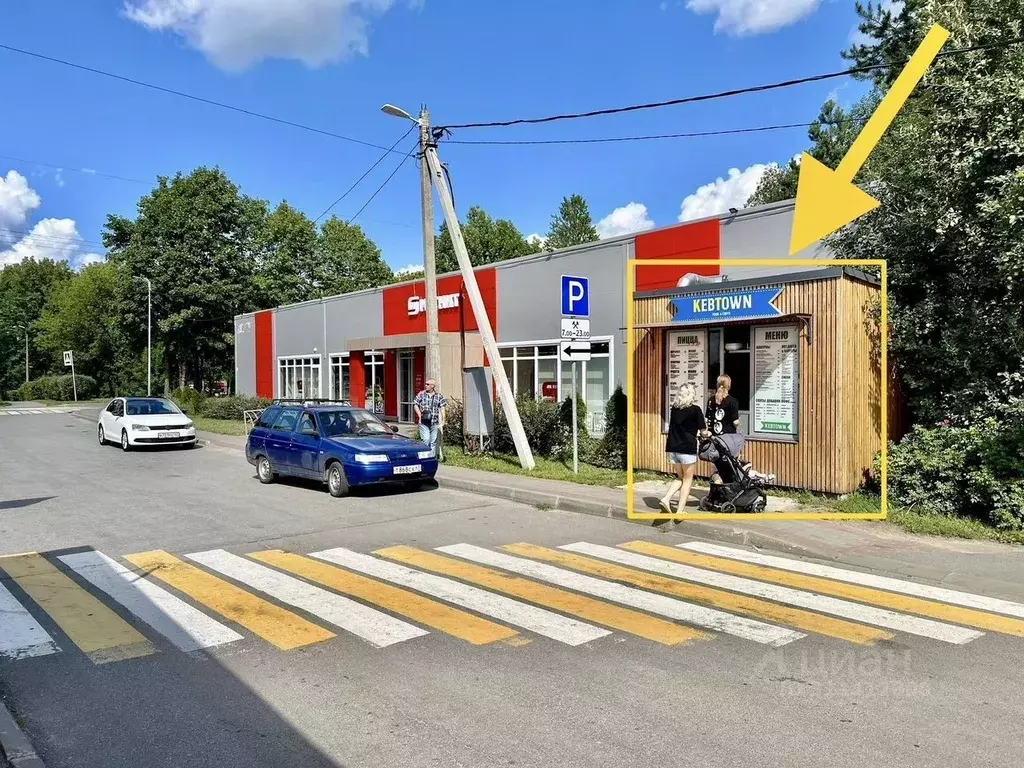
[423,143,536,471]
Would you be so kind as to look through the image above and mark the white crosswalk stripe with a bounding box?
[311,547,611,646]
[439,543,804,647]
[58,551,244,653]
[0,579,60,660]
[187,549,429,648]
[678,542,1024,619]
[562,543,983,645]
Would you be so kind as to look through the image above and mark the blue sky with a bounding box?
[0,0,875,273]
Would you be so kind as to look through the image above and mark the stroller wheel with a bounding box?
[750,496,767,514]
[721,501,736,514]
[698,495,710,511]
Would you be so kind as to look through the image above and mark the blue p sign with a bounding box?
[561,275,590,317]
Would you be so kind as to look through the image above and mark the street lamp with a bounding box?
[381,102,442,390]
[13,324,28,383]
[133,276,152,396]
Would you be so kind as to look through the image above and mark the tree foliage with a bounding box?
[435,206,542,273]
[318,216,394,294]
[544,194,599,250]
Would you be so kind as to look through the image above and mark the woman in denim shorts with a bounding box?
[660,382,708,513]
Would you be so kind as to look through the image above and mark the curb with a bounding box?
[0,698,45,768]
[435,475,822,558]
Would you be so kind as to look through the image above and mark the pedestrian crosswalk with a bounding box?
[0,406,87,417]
[3,540,1024,666]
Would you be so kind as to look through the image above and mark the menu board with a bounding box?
[665,330,706,419]
[752,325,799,437]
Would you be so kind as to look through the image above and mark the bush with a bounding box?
[887,372,1024,530]
[442,397,464,446]
[198,395,271,421]
[589,387,627,470]
[10,374,97,402]
[168,387,207,416]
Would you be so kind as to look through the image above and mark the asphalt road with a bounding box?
[2,410,1024,768]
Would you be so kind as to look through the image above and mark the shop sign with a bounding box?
[752,325,799,437]
[670,287,783,324]
[407,292,461,317]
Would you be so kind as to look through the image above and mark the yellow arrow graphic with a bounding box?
[789,24,950,255]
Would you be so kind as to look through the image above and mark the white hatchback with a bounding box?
[97,397,197,451]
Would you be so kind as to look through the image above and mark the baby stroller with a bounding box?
[696,434,770,514]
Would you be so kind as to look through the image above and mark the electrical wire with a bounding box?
[313,124,417,223]
[438,38,1024,130]
[347,137,418,225]
[0,227,108,250]
[0,155,150,185]
[0,43,409,156]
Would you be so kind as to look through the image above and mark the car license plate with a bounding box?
[158,431,179,439]
[393,464,421,475]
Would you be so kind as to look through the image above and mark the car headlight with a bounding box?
[417,450,434,460]
[184,421,194,429]
[131,424,150,431]
[354,453,389,463]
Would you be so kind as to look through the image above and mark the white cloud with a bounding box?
[0,170,42,241]
[678,164,771,222]
[394,263,422,276]
[596,203,655,239]
[124,0,408,71]
[0,218,104,269]
[526,233,547,247]
[686,0,821,35]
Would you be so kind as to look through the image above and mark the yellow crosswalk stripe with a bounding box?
[123,550,334,651]
[376,545,709,646]
[0,553,156,664]
[248,550,520,646]
[623,541,1024,639]
[503,544,892,646]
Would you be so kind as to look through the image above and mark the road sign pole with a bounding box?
[70,358,77,402]
[571,362,578,475]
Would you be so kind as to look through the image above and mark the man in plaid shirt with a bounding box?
[413,378,447,458]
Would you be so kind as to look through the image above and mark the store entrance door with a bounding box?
[398,350,415,423]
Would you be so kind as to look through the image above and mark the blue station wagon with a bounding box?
[245,401,439,497]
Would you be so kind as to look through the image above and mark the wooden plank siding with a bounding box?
[632,273,883,495]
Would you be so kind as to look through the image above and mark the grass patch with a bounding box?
[886,507,1024,545]
[39,398,109,406]
[0,401,9,407]
[442,445,663,488]
[192,416,248,436]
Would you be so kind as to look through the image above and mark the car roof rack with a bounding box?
[270,398,353,407]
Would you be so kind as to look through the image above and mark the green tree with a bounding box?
[318,216,394,293]
[829,0,1024,419]
[434,206,542,273]
[103,167,264,391]
[253,201,319,307]
[746,97,880,207]
[544,194,599,250]
[0,258,73,395]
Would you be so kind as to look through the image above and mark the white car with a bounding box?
[97,396,197,451]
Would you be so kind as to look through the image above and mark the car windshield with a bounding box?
[126,398,182,416]
[319,409,392,438]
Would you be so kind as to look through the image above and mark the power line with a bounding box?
[314,124,416,223]
[0,227,108,250]
[0,155,149,185]
[347,138,418,225]
[439,38,1024,130]
[0,43,410,157]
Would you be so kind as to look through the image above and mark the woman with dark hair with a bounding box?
[703,373,745,483]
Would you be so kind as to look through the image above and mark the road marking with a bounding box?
[0,553,156,664]
[188,549,426,648]
[249,550,519,646]
[0,578,60,659]
[311,547,609,646]
[124,550,334,651]
[391,545,708,647]
[680,541,1024,620]
[496,543,806,647]
[28,410,43,414]
[58,550,243,652]
[649,543,1024,638]
[591,542,983,645]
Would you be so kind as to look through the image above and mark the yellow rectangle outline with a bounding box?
[625,258,888,521]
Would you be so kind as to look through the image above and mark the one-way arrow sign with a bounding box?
[560,341,591,362]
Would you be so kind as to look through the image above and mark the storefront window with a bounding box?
[367,351,384,414]
[499,339,613,436]
[329,354,351,402]
[277,356,321,399]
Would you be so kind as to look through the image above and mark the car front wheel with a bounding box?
[120,430,131,452]
[98,425,106,445]
[327,463,349,498]
[257,456,275,484]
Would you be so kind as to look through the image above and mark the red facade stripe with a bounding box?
[382,269,498,337]
[634,220,721,291]
[254,310,274,399]
[349,351,366,408]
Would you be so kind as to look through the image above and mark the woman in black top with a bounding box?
[661,382,708,514]
[703,373,746,483]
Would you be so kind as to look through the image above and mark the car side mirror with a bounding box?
[390,425,399,433]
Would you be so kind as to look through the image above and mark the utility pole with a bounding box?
[419,107,441,385]
[423,143,536,470]
[133,276,152,396]
[14,324,28,382]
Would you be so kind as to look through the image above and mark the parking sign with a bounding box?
[561,275,589,317]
